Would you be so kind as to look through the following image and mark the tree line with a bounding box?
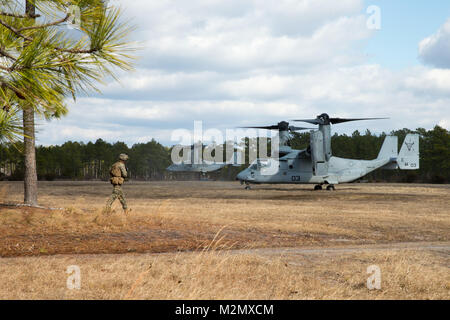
[0,126,449,183]
[0,139,171,181]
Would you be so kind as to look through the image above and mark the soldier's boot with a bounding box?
[123,208,132,216]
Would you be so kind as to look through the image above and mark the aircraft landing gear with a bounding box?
[245,184,252,190]
[326,185,336,191]
[314,185,323,191]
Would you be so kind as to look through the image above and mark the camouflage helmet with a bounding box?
[119,153,129,161]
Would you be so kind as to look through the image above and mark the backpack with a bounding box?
[110,163,124,185]
[110,163,122,177]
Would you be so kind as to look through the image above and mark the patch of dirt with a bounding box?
[0,206,358,257]
[233,241,450,260]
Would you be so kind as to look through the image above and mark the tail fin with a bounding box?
[377,136,398,160]
[398,134,419,170]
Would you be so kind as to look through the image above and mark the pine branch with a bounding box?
[0,12,40,19]
[55,47,99,54]
[0,2,136,112]
[0,47,16,61]
[17,14,70,32]
[0,17,100,56]
[0,78,25,100]
[0,18,32,41]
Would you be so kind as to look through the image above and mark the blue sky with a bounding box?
[364,0,450,69]
[38,0,450,146]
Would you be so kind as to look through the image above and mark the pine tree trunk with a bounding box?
[23,106,38,205]
[23,1,38,205]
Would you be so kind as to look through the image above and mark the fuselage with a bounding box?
[236,155,391,185]
[167,163,226,173]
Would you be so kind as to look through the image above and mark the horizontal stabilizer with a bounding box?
[381,162,398,170]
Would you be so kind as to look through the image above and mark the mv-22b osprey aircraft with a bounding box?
[237,113,419,190]
[166,142,242,178]
[166,143,227,175]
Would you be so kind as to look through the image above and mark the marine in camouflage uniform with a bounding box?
[106,154,130,214]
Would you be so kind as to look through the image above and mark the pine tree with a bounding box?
[0,0,136,204]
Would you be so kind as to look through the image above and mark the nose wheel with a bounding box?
[314,185,323,191]
[244,182,252,190]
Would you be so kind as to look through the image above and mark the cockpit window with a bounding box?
[258,160,270,168]
[249,159,273,170]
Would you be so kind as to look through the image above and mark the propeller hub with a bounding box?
[278,121,290,131]
[317,113,331,125]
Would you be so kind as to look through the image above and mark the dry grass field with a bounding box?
[0,181,449,299]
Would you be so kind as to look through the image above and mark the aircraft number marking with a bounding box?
[404,162,417,168]
[291,176,301,182]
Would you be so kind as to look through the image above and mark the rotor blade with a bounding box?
[289,126,314,131]
[291,119,321,125]
[330,117,389,124]
[238,125,280,130]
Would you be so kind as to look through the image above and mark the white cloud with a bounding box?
[419,19,450,68]
[128,0,370,72]
[37,0,449,146]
